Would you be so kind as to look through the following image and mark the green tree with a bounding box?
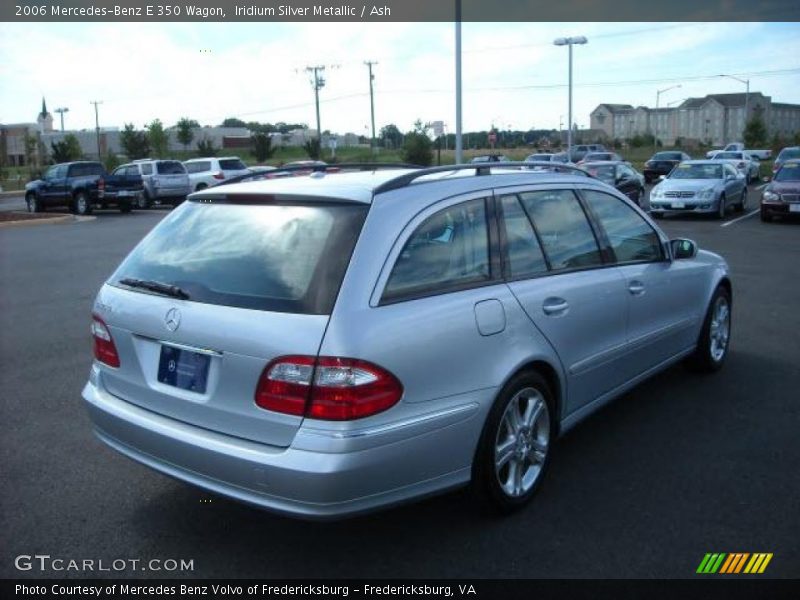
[252,132,275,162]
[50,133,83,163]
[379,124,403,149]
[196,138,217,156]
[147,119,170,157]
[221,117,247,128]
[24,133,41,177]
[743,115,767,148]
[176,118,198,151]
[402,131,433,166]
[104,152,121,172]
[303,138,321,160]
[120,124,151,159]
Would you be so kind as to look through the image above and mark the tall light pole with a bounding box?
[364,61,378,153]
[553,36,587,160]
[654,84,681,152]
[718,74,750,139]
[54,107,69,132]
[454,0,463,164]
[90,100,103,159]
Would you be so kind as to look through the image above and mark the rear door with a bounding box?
[498,186,630,413]
[155,160,190,192]
[95,198,368,447]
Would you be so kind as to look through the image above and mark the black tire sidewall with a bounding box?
[688,286,731,373]
[473,371,555,513]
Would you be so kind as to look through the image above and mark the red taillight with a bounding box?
[255,356,403,421]
[91,314,120,367]
[213,171,225,180]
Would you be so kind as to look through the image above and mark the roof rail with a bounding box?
[215,162,421,187]
[373,161,590,194]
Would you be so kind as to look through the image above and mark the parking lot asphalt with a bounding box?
[1,185,798,579]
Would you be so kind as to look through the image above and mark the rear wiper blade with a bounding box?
[119,278,190,300]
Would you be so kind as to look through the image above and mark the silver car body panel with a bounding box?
[83,169,731,518]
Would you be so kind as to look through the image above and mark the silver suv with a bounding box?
[125,159,191,208]
[83,163,732,519]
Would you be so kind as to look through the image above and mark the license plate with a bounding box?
[157,346,210,393]
[117,190,132,197]
[790,204,800,213]
[672,202,685,209]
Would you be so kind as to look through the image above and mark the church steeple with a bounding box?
[40,97,49,118]
[37,97,53,133]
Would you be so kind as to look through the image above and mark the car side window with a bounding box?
[499,195,548,278]
[141,164,153,175]
[582,190,663,264]
[518,189,603,271]
[44,166,57,180]
[383,198,491,302]
[55,165,68,178]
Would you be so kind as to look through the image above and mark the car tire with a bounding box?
[137,191,151,210]
[716,194,726,220]
[120,204,132,214]
[637,187,645,208]
[26,193,41,213]
[73,191,92,216]
[736,187,747,212]
[195,183,208,192]
[644,175,652,184]
[473,371,554,514]
[651,211,663,219]
[760,208,771,223]
[685,285,731,373]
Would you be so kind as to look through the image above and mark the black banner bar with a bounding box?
[4,0,800,22]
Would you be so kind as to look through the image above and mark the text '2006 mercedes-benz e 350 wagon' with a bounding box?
[83,162,732,519]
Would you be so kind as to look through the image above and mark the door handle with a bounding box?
[542,297,569,316]
[628,281,645,296]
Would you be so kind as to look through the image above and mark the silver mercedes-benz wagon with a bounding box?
[83,163,732,519]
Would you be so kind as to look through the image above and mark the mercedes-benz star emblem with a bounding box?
[164,308,181,332]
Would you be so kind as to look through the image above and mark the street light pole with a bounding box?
[54,107,69,132]
[90,100,102,159]
[654,84,681,152]
[454,0,463,164]
[553,36,587,160]
[719,74,750,139]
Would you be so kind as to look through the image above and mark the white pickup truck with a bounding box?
[706,143,772,160]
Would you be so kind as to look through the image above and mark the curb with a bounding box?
[0,214,94,228]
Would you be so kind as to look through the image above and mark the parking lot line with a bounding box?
[755,183,768,190]
[721,209,760,228]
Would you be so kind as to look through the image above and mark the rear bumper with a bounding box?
[82,374,481,519]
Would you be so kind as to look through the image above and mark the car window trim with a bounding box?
[495,193,552,278]
[577,187,667,265]
[376,194,501,307]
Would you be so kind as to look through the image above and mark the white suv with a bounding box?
[184,157,251,192]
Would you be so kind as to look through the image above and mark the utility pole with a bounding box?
[54,107,69,132]
[305,66,326,140]
[90,100,103,159]
[364,61,378,153]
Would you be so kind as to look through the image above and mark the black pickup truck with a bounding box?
[24,161,144,215]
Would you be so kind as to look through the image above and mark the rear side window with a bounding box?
[69,163,104,177]
[156,161,186,175]
[383,198,490,302]
[519,190,603,271]
[500,195,548,278]
[141,164,153,175]
[185,161,211,174]
[110,200,367,315]
[219,159,247,170]
[582,190,663,263]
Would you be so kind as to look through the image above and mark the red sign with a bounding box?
[488,132,497,143]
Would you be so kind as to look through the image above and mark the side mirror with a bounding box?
[657,174,666,181]
[670,239,698,260]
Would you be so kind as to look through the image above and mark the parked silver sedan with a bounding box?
[83,163,732,519]
[649,160,748,219]
[709,151,761,184]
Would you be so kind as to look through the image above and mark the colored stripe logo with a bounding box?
[697,553,773,574]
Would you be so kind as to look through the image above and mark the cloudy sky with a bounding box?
[1,21,798,135]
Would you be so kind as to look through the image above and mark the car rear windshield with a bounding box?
[185,161,211,174]
[109,200,368,314]
[715,152,741,159]
[69,163,105,177]
[156,161,187,175]
[653,152,681,160]
[526,155,552,161]
[585,165,615,182]
[777,148,800,161]
[219,158,247,170]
